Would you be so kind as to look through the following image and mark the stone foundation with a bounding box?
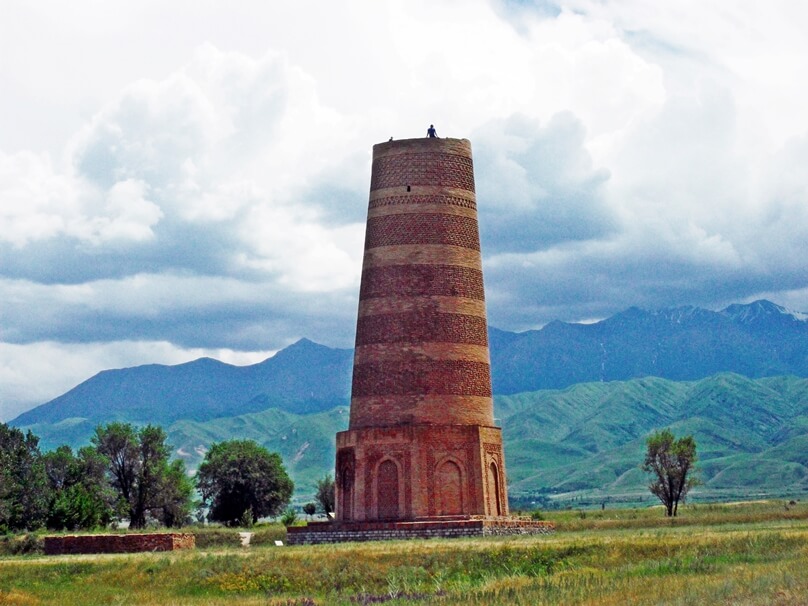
[286,517,555,545]
[44,533,195,555]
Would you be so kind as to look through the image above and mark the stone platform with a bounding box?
[44,533,195,555]
[286,517,555,545]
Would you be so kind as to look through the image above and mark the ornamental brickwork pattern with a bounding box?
[368,194,477,211]
[370,153,475,191]
[365,214,481,249]
[351,359,493,397]
[359,265,485,300]
[355,312,488,346]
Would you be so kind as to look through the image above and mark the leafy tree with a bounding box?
[642,429,699,517]
[92,422,191,528]
[43,445,115,530]
[92,422,139,522]
[196,440,294,526]
[303,502,316,519]
[0,423,48,531]
[156,459,195,528]
[315,474,335,516]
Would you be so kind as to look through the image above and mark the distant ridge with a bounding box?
[12,298,808,428]
[490,299,808,394]
[12,338,353,427]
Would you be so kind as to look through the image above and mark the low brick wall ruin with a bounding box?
[286,518,555,545]
[44,533,195,555]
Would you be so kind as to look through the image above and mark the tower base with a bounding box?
[286,517,555,545]
[335,424,508,522]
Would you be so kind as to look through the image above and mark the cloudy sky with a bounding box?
[2,0,808,420]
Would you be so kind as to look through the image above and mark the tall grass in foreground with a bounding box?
[1,501,808,605]
[540,498,808,531]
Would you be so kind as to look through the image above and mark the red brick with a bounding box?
[365,213,480,250]
[44,533,195,555]
[355,312,488,346]
[359,265,485,300]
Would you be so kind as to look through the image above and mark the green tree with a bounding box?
[92,422,191,528]
[196,440,294,526]
[303,502,316,519]
[0,423,48,532]
[92,422,139,522]
[43,445,115,530]
[315,474,335,516]
[642,429,699,517]
[156,459,195,528]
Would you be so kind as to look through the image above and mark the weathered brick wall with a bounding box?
[286,519,555,545]
[44,533,195,555]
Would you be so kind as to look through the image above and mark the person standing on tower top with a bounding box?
[426,124,438,138]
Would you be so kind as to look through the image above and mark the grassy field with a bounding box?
[2,501,808,605]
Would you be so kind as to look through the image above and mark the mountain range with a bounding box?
[11,299,808,502]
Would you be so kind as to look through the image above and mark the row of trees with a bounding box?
[3,418,695,530]
[0,421,314,533]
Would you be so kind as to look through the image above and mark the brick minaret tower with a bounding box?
[335,137,508,522]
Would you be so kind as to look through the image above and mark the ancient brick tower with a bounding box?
[335,137,508,522]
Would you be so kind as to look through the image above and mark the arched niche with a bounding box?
[487,461,502,516]
[376,459,400,520]
[437,459,463,516]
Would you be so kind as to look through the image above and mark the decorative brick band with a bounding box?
[354,342,489,364]
[357,296,486,319]
[360,245,482,270]
[370,185,475,202]
[365,214,480,250]
[351,359,492,397]
[369,194,477,211]
[44,533,195,555]
[368,202,479,220]
[348,395,494,428]
[355,312,488,346]
[359,265,485,300]
[371,153,475,192]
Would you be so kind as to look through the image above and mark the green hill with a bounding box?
[501,373,808,505]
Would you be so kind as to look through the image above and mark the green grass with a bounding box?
[2,501,808,605]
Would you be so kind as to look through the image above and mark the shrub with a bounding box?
[280,508,298,527]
